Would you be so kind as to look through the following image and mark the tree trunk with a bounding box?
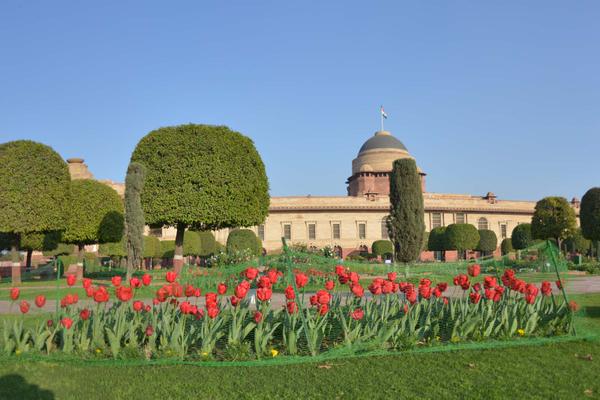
[11,236,21,284]
[76,243,85,280]
[26,249,33,270]
[173,223,186,274]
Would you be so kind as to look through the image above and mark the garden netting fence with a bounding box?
[1,239,597,367]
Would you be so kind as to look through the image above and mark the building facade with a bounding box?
[69,130,580,260]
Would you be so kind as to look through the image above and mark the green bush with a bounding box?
[197,231,217,257]
[501,238,514,255]
[183,230,202,256]
[445,224,480,257]
[44,243,74,257]
[143,235,162,259]
[226,229,261,256]
[160,240,176,258]
[511,223,533,250]
[428,227,447,251]
[371,240,393,257]
[476,229,498,253]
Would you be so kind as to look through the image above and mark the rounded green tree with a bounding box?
[62,180,124,264]
[427,227,447,260]
[371,240,393,258]
[226,229,262,256]
[445,224,480,259]
[580,188,600,259]
[386,158,425,263]
[476,229,498,256]
[531,197,576,249]
[130,124,269,272]
[0,140,71,282]
[511,223,533,250]
[500,238,514,255]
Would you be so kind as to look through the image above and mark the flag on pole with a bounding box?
[380,106,388,119]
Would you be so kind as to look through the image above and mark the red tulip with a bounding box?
[142,274,152,286]
[436,282,448,292]
[469,292,481,304]
[351,284,364,298]
[387,272,397,282]
[351,308,364,320]
[133,300,144,312]
[85,287,94,297]
[453,274,470,290]
[19,300,30,314]
[82,278,92,289]
[284,285,295,300]
[172,283,183,297]
[217,282,227,295]
[432,287,442,298]
[230,295,240,306]
[61,317,73,329]
[93,286,109,303]
[116,286,133,302]
[79,309,90,320]
[349,272,360,284]
[555,280,563,290]
[483,276,497,289]
[316,289,331,305]
[130,277,141,288]
[35,295,46,308]
[267,269,279,285]
[244,267,258,280]
[205,292,218,308]
[295,273,309,289]
[541,281,552,296]
[419,278,432,287]
[325,280,335,291]
[165,271,177,283]
[569,300,579,312]
[194,288,202,297]
[66,274,76,286]
[318,304,329,315]
[185,284,195,297]
[234,283,248,299]
[207,306,219,319]
[257,287,272,302]
[254,311,263,323]
[467,264,481,277]
[111,276,122,287]
[145,325,154,336]
[145,305,151,312]
[419,285,432,299]
[406,289,417,304]
[180,301,192,314]
[257,276,272,289]
[286,301,298,314]
[46,319,53,328]
[10,287,19,301]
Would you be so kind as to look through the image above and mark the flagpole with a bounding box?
[380,106,384,132]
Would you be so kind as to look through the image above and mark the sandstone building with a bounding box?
[70,130,580,260]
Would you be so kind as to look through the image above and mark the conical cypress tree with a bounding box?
[124,162,146,277]
[387,158,424,262]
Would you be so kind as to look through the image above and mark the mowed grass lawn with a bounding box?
[0,294,598,400]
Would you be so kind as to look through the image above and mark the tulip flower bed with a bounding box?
[2,263,575,362]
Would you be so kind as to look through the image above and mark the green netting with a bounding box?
[0,239,597,367]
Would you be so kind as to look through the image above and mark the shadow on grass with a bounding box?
[0,374,54,399]
[584,306,600,319]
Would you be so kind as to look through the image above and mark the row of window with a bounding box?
[259,221,384,241]
[430,213,508,239]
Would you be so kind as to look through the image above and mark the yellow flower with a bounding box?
[95,348,102,354]
[517,329,525,336]
[15,350,21,356]
[270,349,279,357]
[201,352,209,357]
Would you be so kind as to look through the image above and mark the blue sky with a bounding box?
[1,1,598,200]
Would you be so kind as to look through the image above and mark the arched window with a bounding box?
[478,217,489,230]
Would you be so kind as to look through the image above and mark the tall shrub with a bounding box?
[62,180,124,264]
[386,159,425,262]
[226,229,262,256]
[445,224,480,259]
[371,240,393,258]
[511,223,533,250]
[428,227,447,260]
[476,229,498,255]
[500,238,514,255]
[580,188,600,259]
[124,162,146,278]
[131,124,269,272]
[0,140,71,282]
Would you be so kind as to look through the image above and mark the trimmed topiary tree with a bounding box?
[99,236,126,268]
[62,180,124,267]
[511,223,533,250]
[531,196,577,250]
[501,238,514,255]
[124,162,146,278]
[563,228,591,254]
[183,230,202,257]
[428,227,447,260]
[226,229,262,256]
[197,231,217,257]
[0,140,71,282]
[131,124,270,272]
[445,224,480,259]
[371,240,393,258]
[581,188,600,259]
[386,159,425,263]
[160,240,176,259]
[476,229,498,256]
